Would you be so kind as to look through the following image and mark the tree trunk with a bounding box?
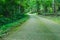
[52,0,57,15]
[36,0,40,14]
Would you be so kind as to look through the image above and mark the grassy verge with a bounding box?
[0,16,29,37]
[41,16,60,24]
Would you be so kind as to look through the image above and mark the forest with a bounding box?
[0,0,60,25]
[0,0,60,40]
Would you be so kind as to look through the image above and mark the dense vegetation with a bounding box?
[0,0,60,37]
[0,0,27,26]
[0,0,60,26]
[0,0,30,37]
[28,0,60,15]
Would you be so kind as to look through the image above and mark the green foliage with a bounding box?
[0,0,28,26]
[0,17,28,36]
[0,0,60,35]
[0,0,59,26]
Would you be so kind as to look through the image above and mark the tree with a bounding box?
[36,0,40,14]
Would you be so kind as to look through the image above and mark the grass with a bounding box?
[42,16,60,24]
[0,16,29,37]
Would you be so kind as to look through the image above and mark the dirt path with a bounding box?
[4,14,60,40]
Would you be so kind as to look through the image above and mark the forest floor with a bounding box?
[3,14,60,40]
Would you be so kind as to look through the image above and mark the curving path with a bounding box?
[4,14,60,40]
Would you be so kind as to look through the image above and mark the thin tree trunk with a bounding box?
[36,0,40,14]
[52,0,57,15]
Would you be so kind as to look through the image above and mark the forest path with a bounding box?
[4,14,60,40]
